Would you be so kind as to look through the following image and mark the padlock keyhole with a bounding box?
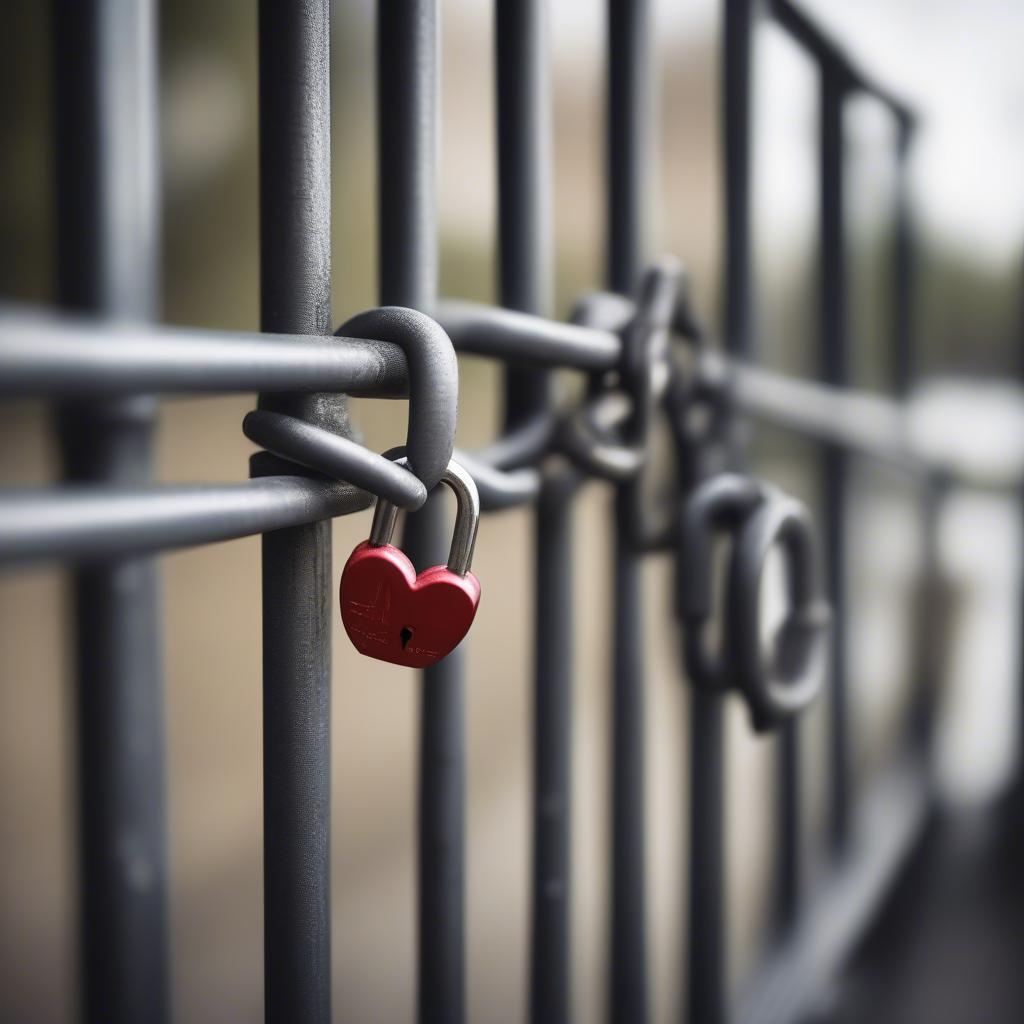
[400,626,414,650]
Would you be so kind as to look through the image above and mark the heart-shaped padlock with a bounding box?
[339,459,481,667]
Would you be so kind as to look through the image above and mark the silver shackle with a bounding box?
[369,457,481,577]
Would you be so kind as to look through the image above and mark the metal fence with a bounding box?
[0,1,1019,1023]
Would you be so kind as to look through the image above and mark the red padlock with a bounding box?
[339,459,481,667]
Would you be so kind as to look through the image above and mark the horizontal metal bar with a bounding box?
[715,354,915,466]
[767,0,914,129]
[737,753,930,1024]
[0,477,370,567]
[0,442,538,569]
[0,299,914,470]
[0,305,410,398]
[0,301,619,401]
[3,303,1016,490]
[438,300,620,370]
[719,357,1022,490]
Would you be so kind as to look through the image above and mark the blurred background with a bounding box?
[1,1,1022,1021]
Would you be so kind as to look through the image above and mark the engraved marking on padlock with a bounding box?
[345,582,392,624]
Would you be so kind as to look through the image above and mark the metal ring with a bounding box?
[619,258,681,443]
[677,473,772,690]
[728,494,830,731]
[455,407,555,511]
[557,260,681,482]
[473,407,558,471]
[556,393,645,482]
[370,456,481,576]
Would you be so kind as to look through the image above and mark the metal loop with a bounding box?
[678,473,829,731]
[555,393,645,482]
[243,410,428,509]
[557,259,681,482]
[336,306,458,490]
[678,473,773,688]
[453,448,540,511]
[619,257,681,442]
[473,407,558,470]
[244,305,458,510]
[453,408,554,511]
[728,495,831,731]
[370,456,481,576]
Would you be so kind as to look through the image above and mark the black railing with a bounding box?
[1,1,1021,1023]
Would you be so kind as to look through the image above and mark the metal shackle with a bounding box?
[369,457,481,577]
[727,494,831,732]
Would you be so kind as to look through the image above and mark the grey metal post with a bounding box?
[377,3,465,1021]
[53,1,168,1021]
[257,2,338,1020]
[492,3,573,1021]
[608,2,652,1020]
[820,62,852,856]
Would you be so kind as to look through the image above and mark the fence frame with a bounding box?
[0,2,1020,1023]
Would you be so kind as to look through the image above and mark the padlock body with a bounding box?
[339,541,481,668]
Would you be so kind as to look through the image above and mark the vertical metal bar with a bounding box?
[909,473,945,749]
[496,0,552,420]
[685,6,756,1020]
[687,689,727,1024]
[820,63,852,855]
[609,491,649,1024]
[494,3,571,1022]
[412,494,467,1024]
[379,0,438,314]
[607,0,650,297]
[532,471,577,1024]
[608,2,651,1019]
[52,2,168,1021]
[722,0,757,362]
[893,121,939,753]
[775,722,802,931]
[257,2,336,1021]
[377,4,463,1022]
[1018,250,1024,809]
[892,120,915,398]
